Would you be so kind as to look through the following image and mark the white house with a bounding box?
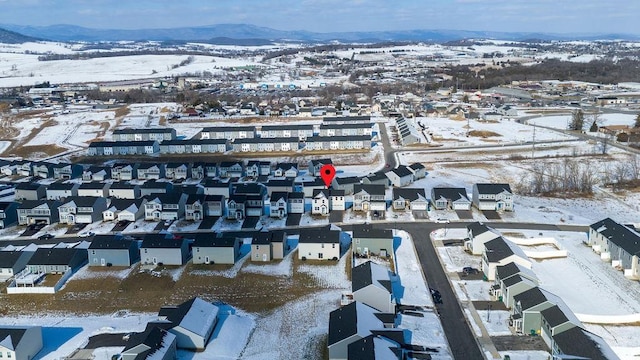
[269,192,288,219]
[298,225,341,260]
[472,183,514,211]
[312,189,345,216]
[384,165,414,187]
[466,222,502,255]
[482,237,532,281]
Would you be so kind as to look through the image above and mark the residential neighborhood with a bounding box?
[2,15,640,360]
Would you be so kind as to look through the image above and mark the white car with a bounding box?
[78,231,95,238]
[434,218,450,224]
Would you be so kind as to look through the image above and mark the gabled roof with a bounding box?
[408,162,425,171]
[590,217,640,256]
[352,224,393,240]
[0,251,29,269]
[347,334,401,360]
[89,237,135,250]
[78,182,108,190]
[353,184,385,196]
[160,297,219,338]
[141,236,186,249]
[334,176,361,185]
[496,262,538,283]
[352,261,393,294]
[328,301,384,346]
[484,237,529,263]
[193,235,237,248]
[270,191,289,202]
[265,178,295,187]
[312,188,344,198]
[0,327,28,350]
[365,171,389,182]
[541,305,580,328]
[46,182,78,191]
[475,183,512,195]
[299,225,340,244]
[27,248,85,266]
[432,187,470,202]
[513,287,562,311]
[60,196,101,208]
[122,326,174,354]
[552,326,619,360]
[392,188,426,202]
[387,165,413,178]
[274,162,298,171]
[309,158,333,167]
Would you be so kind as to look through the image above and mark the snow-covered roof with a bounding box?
[169,297,219,338]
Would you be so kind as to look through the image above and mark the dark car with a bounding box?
[38,233,55,240]
[463,266,480,275]
[430,288,443,304]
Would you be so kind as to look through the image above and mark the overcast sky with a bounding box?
[0,0,638,35]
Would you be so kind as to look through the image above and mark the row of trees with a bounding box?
[517,158,597,195]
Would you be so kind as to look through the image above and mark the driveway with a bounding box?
[286,214,301,226]
[329,210,344,223]
[242,216,260,229]
[483,210,502,220]
[455,209,474,220]
[198,217,219,230]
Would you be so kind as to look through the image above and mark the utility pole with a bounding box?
[531,123,536,159]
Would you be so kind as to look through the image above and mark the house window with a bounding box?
[144,249,148,253]
[332,244,336,248]
[256,245,259,250]
[91,250,96,255]
[321,244,324,248]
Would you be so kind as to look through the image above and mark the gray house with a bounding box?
[140,236,190,266]
[110,163,137,181]
[17,200,61,225]
[200,125,256,140]
[588,217,640,280]
[250,230,286,262]
[391,188,428,211]
[27,247,87,274]
[328,301,387,360]
[431,187,471,211]
[352,224,393,257]
[88,236,140,267]
[305,135,370,151]
[352,261,396,313]
[260,124,314,140]
[58,196,108,225]
[192,235,240,265]
[113,127,176,142]
[0,201,19,229]
[52,163,83,180]
[540,305,582,350]
[137,163,165,180]
[204,195,225,217]
[87,140,160,156]
[232,137,300,153]
[103,198,146,222]
[511,287,563,335]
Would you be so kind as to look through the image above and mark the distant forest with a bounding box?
[435,59,640,90]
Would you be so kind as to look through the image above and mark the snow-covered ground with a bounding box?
[434,229,640,359]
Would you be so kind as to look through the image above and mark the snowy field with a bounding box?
[416,116,576,146]
[528,112,638,131]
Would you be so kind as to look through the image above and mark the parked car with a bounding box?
[430,288,443,304]
[434,218,450,224]
[462,266,479,275]
[38,233,55,240]
[78,231,95,238]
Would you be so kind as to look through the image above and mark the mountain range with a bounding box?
[1,23,639,44]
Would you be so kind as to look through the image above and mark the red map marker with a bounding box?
[319,164,336,188]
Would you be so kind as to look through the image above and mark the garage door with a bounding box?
[478,202,495,211]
